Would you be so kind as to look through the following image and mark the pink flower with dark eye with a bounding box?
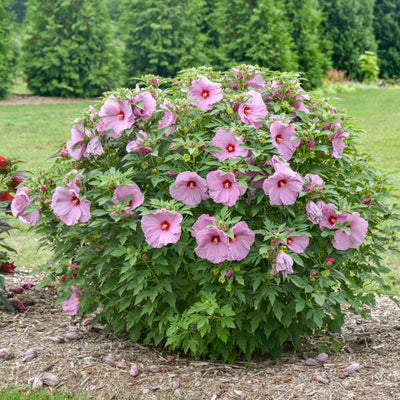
[131,92,156,121]
[126,130,152,154]
[158,101,177,136]
[111,184,144,216]
[188,76,223,110]
[270,121,300,161]
[170,171,208,205]
[62,286,82,316]
[285,234,309,254]
[51,183,91,226]
[141,209,183,248]
[275,252,294,278]
[227,221,255,261]
[263,165,303,206]
[66,125,91,160]
[332,212,368,251]
[331,130,349,159]
[207,170,246,207]
[319,204,340,230]
[195,226,229,264]
[210,129,248,161]
[99,96,135,139]
[304,174,324,191]
[192,214,217,237]
[11,187,41,226]
[306,201,325,224]
[238,90,267,129]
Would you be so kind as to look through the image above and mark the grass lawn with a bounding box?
[0,388,92,400]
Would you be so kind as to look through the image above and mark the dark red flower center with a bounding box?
[226,144,235,153]
[328,216,337,225]
[243,106,252,115]
[71,196,80,206]
[287,237,293,245]
[160,221,170,231]
[277,179,287,188]
[229,233,237,243]
[201,89,210,99]
[187,180,197,189]
[275,134,284,144]
[129,198,135,208]
[211,235,221,244]
[222,179,232,189]
[117,111,125,120]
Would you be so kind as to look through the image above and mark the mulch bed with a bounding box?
[1,269,400,400]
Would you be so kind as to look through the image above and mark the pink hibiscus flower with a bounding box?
[84,136,104,157]
[66,125,90,160]
[238,90,267,129]
[99,96,135,139]
[207,170,247,207]
[275,252,294,278]
[332,212,368,251]
[270,121,300,161]
[210,129,248,161]
[292,102,309,114]
[62,286,82,316]
[188,76,223,110]
[195,226,230,264]
[111,184,144,216]
[331,130,349,159]
[227,221,255,261]
[158,101,177,136]
[141,209,183,248]
[319,204,340,230]
[11,187,41,226]
[131,92,157,121]
[126,130,152,154]
[51,183,91,226]
[304,174,324,192]
[262,166,303,206]
[170,171,208,205]
[192,214,217,238]
[285,234,309,254]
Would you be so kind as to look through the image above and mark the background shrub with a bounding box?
[0,0,18,99]
[21,66,397,361]
[22,0,123,97]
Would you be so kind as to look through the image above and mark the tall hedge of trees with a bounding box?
[22,0,123,97]
[0,0,17,99]
[374,0,400,78]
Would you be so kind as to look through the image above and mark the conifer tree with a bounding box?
[121,0,208,79]
[374,0,400,78]
[22,0,122,97]
[0,0,17,99]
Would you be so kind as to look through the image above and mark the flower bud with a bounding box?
[362,198,371,205]
[325,257,334,266]
[307,140,315,149]
[225,270,233,278]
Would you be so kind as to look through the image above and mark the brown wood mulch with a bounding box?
[1,270,400,400]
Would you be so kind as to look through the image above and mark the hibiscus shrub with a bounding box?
[21,66,397,361]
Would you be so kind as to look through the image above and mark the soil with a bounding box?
[1,269,400,400]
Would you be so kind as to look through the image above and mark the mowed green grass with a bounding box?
[0,102,91,170]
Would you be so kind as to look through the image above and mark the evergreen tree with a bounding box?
[286,0,331,88]
[374,0,400,78]
[320,0,376,79]
[210,0,298,72]
[0,0,17,99]
[11,0,27,23]
[121,0,208,79]
[22,0,123,97]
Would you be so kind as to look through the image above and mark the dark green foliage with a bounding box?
[320,0,376,79]
[120,0,208,80]
[11,0,27,23]
[374,0,400,79]
[0,0,18,99]
[286,0,331,89]
[22,0,123,97]
[209,0,298,72]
